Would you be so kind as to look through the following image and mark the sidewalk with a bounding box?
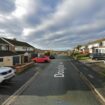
[80,59,105,76]
[76,59,105,101]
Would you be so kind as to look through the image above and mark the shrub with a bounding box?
[76,53,89,60]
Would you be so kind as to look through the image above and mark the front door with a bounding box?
[13,56,19,65]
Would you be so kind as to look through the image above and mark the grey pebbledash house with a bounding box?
[0,37,35,67]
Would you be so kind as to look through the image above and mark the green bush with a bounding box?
[77,53,89,57]
[76,53,89,60]
[71,52,89,60]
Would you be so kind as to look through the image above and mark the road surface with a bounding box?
[11,56,102,105]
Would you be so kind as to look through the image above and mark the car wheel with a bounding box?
[2,79,12,84]
[45,60,48,63]
[34,60,36,63]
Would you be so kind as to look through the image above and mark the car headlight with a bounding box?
[0,72,7,75]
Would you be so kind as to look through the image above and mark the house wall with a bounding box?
[93,43,100,47]
[102,41,105,46]
[4,56,13,66]
[95,48,105,54]
[27,47,34,51]
[15,46,27,51]
[88,43,100,49]
[0,56,13,66]
[15,46,34,52]
[87,45,93,53]
[88,43,100,54]
[0,55,22,67]
[88,49,93,53]
[0,44,9,51]
[0,57,4,66]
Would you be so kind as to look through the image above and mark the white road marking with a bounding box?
[54,74,64,77]
[88,74,94,79]
[54,62,65,78]
[2,71,40,105]
[70,62,105,104]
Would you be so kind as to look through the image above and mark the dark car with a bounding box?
[49,55,55,59]
[90,53,105,60]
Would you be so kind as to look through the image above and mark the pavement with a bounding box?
[0,63,49,104]
[8,56,103,105]
[80,60,105,75]
[72,59,105,102]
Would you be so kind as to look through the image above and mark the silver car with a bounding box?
[0,67,15,83]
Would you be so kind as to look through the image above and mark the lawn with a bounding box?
[77,56,89,60]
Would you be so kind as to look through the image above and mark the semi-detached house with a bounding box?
[87,42,100,54]
[94,39,105,54]
[87,38,105,54]
[79,38,105,54]
[0,37,35,67]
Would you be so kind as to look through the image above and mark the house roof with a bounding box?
[3,38,34,48]
[0,51,19,57]
[87,38,105,45]
[0,38,8,44]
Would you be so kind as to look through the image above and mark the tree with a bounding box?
[76,45,82,50]
[44,51,51,56]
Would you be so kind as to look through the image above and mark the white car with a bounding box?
[0,67,15,83]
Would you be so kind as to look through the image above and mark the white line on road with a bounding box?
[88,74,94,79]
[2,71,40,105]
[70,62,105,105]
[54,62,65,78]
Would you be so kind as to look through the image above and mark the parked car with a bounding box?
[0,67,15,83]
[49,55,55,59]
[90,53,105,60]
[32,56,50,63]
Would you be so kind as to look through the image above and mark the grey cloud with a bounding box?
[0,0,16,14]
[0,0,105,50]
[0,18,23,38]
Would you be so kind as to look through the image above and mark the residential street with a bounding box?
[10,56,102,105]
[0,63,49,104]
[1,1,105,105]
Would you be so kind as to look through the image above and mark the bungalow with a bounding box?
[0,37,35,66]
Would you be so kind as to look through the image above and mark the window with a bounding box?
[0,58,3,62]
[95,49,98,53]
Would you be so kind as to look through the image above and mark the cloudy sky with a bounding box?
[0,0,105,50]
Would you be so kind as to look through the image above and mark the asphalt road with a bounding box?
[0,63,49,104]
[12,56,102,105]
